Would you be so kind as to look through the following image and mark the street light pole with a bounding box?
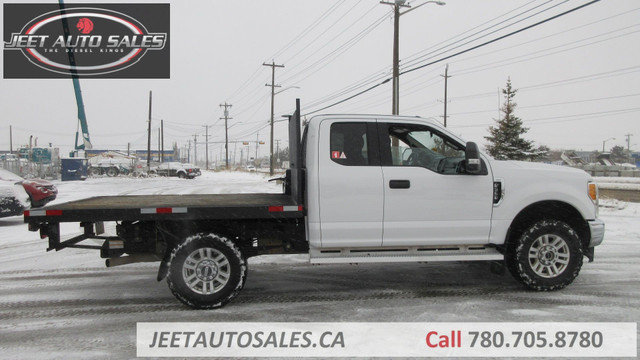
[602,137,615,152]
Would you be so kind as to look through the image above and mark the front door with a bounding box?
[379,122,494,246]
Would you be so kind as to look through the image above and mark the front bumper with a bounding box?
[588,219,605,247]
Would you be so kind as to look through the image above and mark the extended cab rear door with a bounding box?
[378,121,494,246]
[317,119,384,247]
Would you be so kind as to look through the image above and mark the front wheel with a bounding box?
[167,233,246,309]
[88,167,102,176]
[507,220,583,291]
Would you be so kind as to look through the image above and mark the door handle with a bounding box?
[389,180,410,189]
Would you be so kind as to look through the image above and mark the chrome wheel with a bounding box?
[182,247,230,295]
[528,234,570,278]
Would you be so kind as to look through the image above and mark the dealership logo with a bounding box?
[3,4,170,78]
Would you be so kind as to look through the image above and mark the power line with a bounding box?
[226,0,344,104]
[303,0,602,116]
[279,0,364,66]
[452,107,640,128]
[269,0,345,61]
[400,0,602,77]
[401,0,562,70]
[454,26,640,77]
[449,93,640,116]
[279,4,386,84]
[446,7,640,71]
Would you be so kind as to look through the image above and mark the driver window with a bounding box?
[386,124,465,174]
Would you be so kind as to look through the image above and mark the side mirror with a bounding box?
[465,142,482,174]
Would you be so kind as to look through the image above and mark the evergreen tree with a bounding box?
[610,145,627,163]
[484,78,538,161]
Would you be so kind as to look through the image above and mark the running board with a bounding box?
[310,245,503,264]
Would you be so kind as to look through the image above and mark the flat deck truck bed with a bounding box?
[24,193,304,223]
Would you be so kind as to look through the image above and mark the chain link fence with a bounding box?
[0,159,60,179]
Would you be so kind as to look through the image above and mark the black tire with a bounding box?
[167,233,247,309]
[106,167,119,177]
[88,167,102,176]
[507,219,583,291]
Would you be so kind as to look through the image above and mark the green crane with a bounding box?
[59,0,92,155]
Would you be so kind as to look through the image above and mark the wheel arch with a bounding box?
[505,200,590,252]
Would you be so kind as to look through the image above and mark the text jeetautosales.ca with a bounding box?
[148,330,346,349]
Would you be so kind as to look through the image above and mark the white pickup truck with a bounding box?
[25,100,604,309]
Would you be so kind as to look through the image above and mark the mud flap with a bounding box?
[157,260,169,281]
[490,260,506,276]
[585,246,595,262]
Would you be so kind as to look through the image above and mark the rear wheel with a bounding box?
[507,220,583,291]
[106,167,119,177]
[167,233,246,309]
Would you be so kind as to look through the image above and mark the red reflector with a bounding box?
[268,206,283,212]
[46,210,63,216]
[24,210,30,216]
[156,208,173,214]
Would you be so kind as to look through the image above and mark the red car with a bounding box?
[21,177,58,207]
[0,168,57,217]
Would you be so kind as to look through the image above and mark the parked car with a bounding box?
[246,165,256,172]
[0,168,57,217]
[150,162,201,179]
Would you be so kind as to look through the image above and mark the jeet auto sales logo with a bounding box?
[3,4,169,78]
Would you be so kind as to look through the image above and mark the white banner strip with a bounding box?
[137,322,637,358]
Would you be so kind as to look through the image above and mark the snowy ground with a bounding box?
[0,171,638,359]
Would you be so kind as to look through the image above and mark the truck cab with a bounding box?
[303,113,603,290]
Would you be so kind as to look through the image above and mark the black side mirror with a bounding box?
[465,142,481,174]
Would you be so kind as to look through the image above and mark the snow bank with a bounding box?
[594,177,640,191]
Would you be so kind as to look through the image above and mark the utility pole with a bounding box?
[381,0,445,115]
[220,102,232,169]
[9,125,12,154]
[161,119,164,163]
[187,140,191,163]
[263,60,284,176]
[381,0,409,115]
[626,133,634,163]
[204,125,209,170]
[233,141,238,166]
[275,139,281,169]
[441,64,451,127]
[147,91,152,172]
[158,128,161,161]
[255,132,260,164]
[193,134,198,166]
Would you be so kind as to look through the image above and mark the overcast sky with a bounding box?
[1,0,639,163]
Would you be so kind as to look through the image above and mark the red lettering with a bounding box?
[425,331,438,348]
